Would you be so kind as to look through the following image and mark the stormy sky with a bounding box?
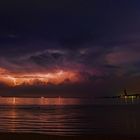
[0,0,140,97]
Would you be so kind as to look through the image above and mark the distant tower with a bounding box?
[124,89,127,96]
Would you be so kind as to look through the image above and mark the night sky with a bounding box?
[0,0,140,97]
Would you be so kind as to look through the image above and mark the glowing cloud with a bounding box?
[0,67,79,87]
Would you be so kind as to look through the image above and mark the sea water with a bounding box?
[0,97,139,136]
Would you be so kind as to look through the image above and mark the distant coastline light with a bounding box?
[12,97,16,105]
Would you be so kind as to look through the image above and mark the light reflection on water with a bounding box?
[0,97,82,106]
[0,97,139,106]
[0,97,140,135]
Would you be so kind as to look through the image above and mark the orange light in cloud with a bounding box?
[0,68,79,87]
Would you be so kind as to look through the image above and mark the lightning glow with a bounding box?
[0,67,79,87]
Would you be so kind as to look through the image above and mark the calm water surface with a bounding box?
[0,97,140,136]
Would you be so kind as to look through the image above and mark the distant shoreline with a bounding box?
[0,96,92,98]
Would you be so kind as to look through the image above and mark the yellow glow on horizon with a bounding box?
[0,68,79,87]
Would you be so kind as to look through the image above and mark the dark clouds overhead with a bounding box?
[0,0,140,96]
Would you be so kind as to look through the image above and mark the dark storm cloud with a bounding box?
[0,0,136,46]
[0,0,140,96]
[0,43,108,73]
